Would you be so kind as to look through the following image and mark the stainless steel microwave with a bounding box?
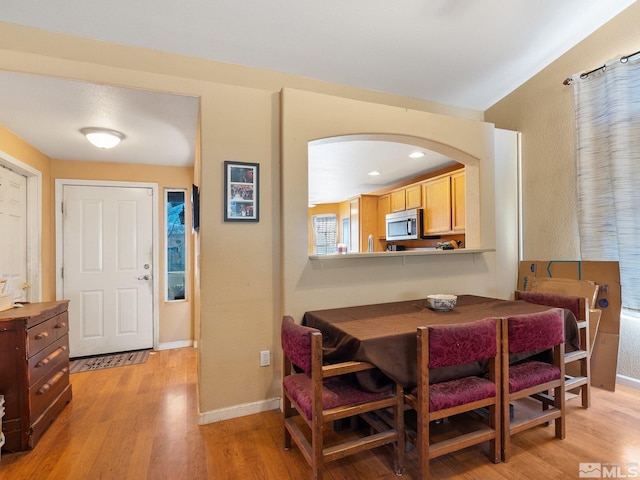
[386,208,423,241]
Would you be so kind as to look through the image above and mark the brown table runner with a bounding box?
[303,295,577,389]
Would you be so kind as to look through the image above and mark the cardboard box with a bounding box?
[589,309,602,357]
[590,332,619,391]
[518,260,621,392]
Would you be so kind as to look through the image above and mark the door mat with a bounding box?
[70,349,151,373]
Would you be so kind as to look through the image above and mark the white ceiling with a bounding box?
[0,0,635,202]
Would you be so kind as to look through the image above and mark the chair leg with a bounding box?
[395,384,405,476]
[283,398,292,450]
[501,399,511,463]
[312,420,324,480]
[489,403,501,464]
[554,384,566,440]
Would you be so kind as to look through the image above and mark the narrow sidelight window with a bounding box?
[166,189,186,301]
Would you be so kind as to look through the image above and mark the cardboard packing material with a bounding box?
[590,332,620,391]
[518,260,621,391]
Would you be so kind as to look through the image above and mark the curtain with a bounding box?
[572,54,640,311]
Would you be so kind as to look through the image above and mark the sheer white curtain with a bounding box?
[572,54,640,311]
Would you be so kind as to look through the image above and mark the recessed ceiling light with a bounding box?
[368,171,381,176]
[409,151,425,158]
[80,127,125,149]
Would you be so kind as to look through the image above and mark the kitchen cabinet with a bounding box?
[422,169,465,235]
[347,195,379,252]
[0,301,72,452]
[390,190,405,212]
[377,194,390,238]
[405,184,422,210]
[451,170,466,232]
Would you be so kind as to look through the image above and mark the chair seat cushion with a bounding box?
[411,376,496,412]
[283,373,392,421]
[509,360,562,393]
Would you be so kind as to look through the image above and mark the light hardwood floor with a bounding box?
[1,347,639,479]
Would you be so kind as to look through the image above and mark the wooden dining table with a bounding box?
[303,294,579,391]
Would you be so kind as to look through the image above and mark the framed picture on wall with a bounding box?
[224,161,259,222]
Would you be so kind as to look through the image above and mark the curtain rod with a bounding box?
[563,48,640,85]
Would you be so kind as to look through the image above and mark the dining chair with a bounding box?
[501,309,566,462]
[515,290,591,407]
[404,317,501,480]
[280,315,405,480]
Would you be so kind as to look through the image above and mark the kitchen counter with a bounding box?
[308,247,494,260]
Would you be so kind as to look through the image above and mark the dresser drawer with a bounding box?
[29,366,70,422]
[27,312,69,357]
[28,336,69,387]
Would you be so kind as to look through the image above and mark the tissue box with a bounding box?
[0,294,12,312]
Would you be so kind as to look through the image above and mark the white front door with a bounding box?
[0,165,28,301]
[63,185,154,357]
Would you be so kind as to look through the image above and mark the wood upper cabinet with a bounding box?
[451,170,466,232]
[422,176,452,234]
[405,184,422,210]
[377,194,390,238]
[390,190,406,212]
[359,195,379,251]
[422,169,465,235]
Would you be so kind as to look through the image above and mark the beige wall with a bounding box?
[485,2,640,381]
[485,1,640,260]
[1,21,517,419]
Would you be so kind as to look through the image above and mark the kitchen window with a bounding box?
[312,214,337,255]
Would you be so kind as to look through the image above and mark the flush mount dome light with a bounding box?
[80,127,125,149]
[409,151,425,158]
[368,170,381,176]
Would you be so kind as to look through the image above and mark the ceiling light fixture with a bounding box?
[409,151,425,158]
[80,127,125,149]
[368,170,381,176]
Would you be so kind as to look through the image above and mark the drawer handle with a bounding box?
[37,367,68,395]
[35,331,49,340]
[55,322,67,329]
[36,346,68,368]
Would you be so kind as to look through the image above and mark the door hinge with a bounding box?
[61,202,64,214]
[61,267,63,279]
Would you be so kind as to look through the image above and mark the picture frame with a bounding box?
[224,161,259,222]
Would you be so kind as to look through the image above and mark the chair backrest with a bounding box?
[427,317,497,369]
[506,308,564,354]
[281,315,320,374]
[515,290,584,320]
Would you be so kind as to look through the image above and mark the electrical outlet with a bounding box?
[260,350,271,367]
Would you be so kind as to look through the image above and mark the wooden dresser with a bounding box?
[0,301,72,452]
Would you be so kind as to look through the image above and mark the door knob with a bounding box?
[22,282,31,290]
[137,274,151,281]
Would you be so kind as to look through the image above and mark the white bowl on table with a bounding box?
[426,294,457,311]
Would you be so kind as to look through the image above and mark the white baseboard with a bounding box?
[156,340,193,351]
[198,397,280,425]
[616,374,640,390]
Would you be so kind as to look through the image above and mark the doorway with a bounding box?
[56,179,159,357]
[0,150,42,303]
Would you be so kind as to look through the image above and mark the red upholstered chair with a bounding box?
[515,290,591,407]
[404,318,501,480]
[281,316,404,480]
[501,309,566,462]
